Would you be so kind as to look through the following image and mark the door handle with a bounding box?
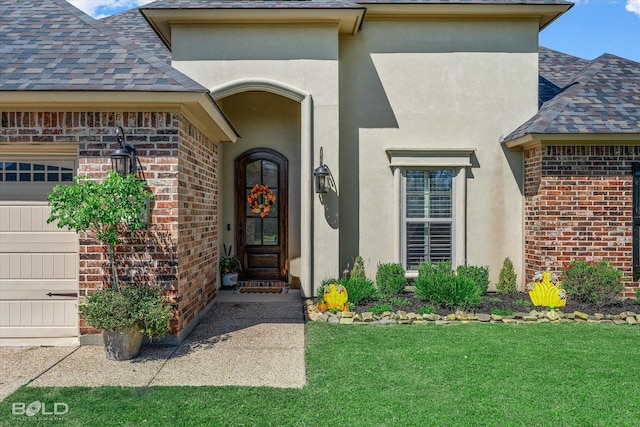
[47,292,78,298]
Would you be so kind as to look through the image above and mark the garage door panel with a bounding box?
[0,300,76,328]
[0,280,77,299]
[0,233,77,253]
[0,326,78,339]
[0,253,77,279]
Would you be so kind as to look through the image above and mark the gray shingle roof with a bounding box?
[505,53,640,141]
[0,0,205,92]
[100,9,171,65]
[538,46,589,107]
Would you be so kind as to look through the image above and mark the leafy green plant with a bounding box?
[486,297,502,303]
[340,276,376,305]
[561,260,624,306]
[219,244,241,275]
[81,285,172,338]
[457,265,490,295]
[351,255,366,279]
[375,263,406,298]
[367,303,393,314]
[47,171,152,290]
[491,308,514,316]
[496,257,518,294]
[387,297,411,307]
[414,263,481,310]
[417,305,435,315]
[635,288,640,305]
[514,298,531,308]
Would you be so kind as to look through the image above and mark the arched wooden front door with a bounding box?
[235,149,288,281]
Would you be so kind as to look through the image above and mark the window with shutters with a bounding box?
[402,169,454,271]
[633,162,639,280]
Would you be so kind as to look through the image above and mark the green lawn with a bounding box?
[2,323,639,426]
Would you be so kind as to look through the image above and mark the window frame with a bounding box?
[387,148,473,277]
[401,168,455,272]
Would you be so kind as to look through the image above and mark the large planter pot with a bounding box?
[222,272,239,286]
[102,327,143,361]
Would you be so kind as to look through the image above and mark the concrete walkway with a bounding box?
[0,290,306,401]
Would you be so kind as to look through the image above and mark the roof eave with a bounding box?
[362,3,572,30]
[0,90,238,143]
[140,7,367,48]
[504,132,640,149]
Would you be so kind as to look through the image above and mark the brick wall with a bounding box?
[0,111,220,334]
[174,119,219,331]
[524,144,640,297]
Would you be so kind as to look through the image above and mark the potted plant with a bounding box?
[80,285,172,360]
[219,244,242,286]
[47,171,171,360]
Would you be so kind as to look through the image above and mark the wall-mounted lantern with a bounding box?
[110,126,137,178]
[313,147,332,194]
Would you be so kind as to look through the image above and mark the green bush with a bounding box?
[81,285,172,338]
[496,257,518,294]
[340,276,376,305]
[375,263,406,298]
[457,265,490,295]
[351,256,366,279]
[414,262,482,310]
[491,308,514,316]
[561,260,624,306]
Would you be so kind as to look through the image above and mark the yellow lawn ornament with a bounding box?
[526,271,567,308]
[323,283,349,311]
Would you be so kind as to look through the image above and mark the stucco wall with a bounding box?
[172,24,340,293]
[339,20,539,287]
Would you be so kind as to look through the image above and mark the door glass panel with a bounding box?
[263,218,278,245]
[263,161,278,188]
[245,218,262,245]
[246,161,261,187]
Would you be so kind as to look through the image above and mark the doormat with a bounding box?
[234,281,289,294]
[238,287,289,294]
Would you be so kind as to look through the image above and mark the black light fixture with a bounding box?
[111,126,136,178]
[313,146,331,194]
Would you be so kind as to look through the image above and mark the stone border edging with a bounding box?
[304,301,640,325]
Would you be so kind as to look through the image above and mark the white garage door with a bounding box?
[0,159,79,346]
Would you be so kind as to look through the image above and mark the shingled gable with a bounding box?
[0,0,237,142]
[504,52,640,147]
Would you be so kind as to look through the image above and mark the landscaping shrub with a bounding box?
[457,265,490,295]
[351,255,366,279]
[340,276,376,305]
[414,262,482,310]
[496,257,518,294]
[375,263,406,298]
[561,260,624,306]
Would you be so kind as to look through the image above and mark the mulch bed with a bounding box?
[354,291,639,317]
